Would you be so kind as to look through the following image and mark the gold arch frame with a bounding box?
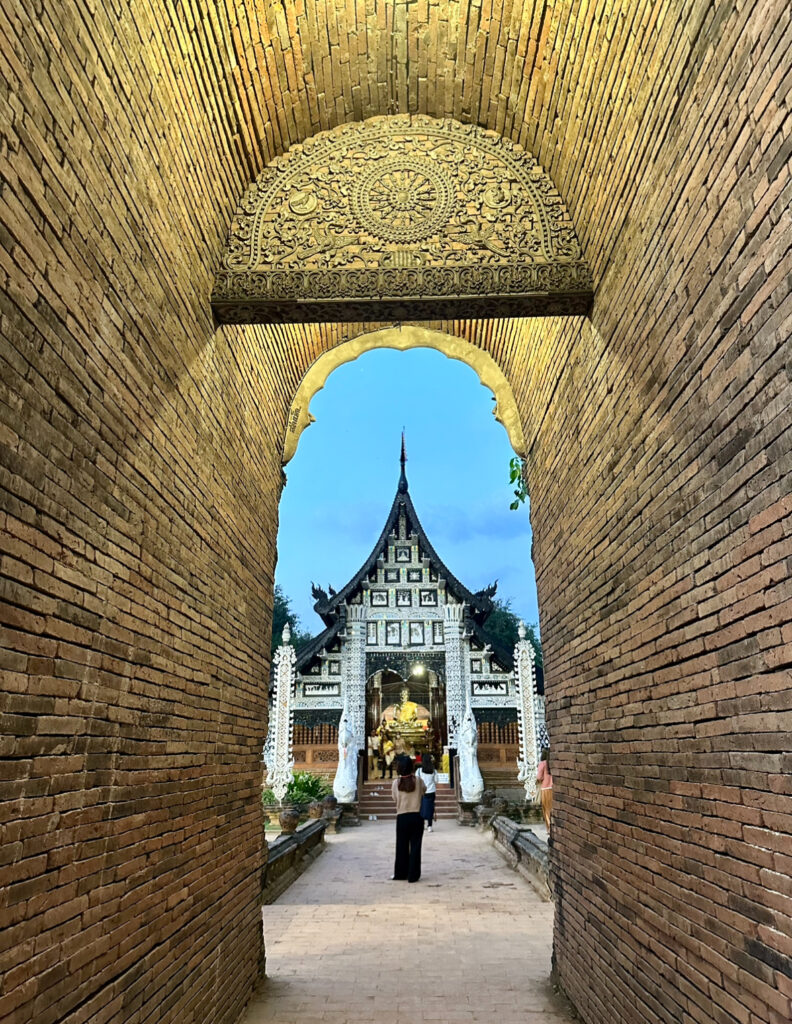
[283,325,525,464]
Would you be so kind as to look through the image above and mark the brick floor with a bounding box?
[242,821,574,1024]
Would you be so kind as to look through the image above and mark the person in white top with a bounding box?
[418,753,438,833]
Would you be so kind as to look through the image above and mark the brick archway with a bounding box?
[1,3,789,1024]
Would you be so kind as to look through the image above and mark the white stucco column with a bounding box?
[267,624,296,803]
[344,604,367,752]
[444,602,467,748]
[514,621,540,801]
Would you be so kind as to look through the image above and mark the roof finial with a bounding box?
[398,430,408,492]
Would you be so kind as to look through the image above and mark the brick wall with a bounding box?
[1,2,790,1024]
[507,10,792,1024]
[0,4,284,1022]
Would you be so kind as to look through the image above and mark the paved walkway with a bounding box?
[242,821,574,1024]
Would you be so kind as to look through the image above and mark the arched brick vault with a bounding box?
[0,4,790,1024]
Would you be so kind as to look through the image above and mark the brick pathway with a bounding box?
[242,821,575,1024]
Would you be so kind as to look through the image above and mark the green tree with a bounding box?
[508,456,528,510]
[484,597,543,668]
[271,584,312,655]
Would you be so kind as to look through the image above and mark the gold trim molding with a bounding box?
[284,326,526,464]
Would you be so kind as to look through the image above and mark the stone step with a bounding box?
[358,793,456,798]
[359,810,457,821]
[358,790,456,798]
[358,809,457,816]
[358,781,458,822]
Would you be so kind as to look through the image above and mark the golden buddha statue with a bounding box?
[394,686,419,725]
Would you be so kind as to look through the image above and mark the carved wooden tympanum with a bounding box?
[212,115,593,323]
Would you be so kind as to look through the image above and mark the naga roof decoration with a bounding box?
[212,114,593,323]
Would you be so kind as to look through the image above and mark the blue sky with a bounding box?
[276,347,539,637]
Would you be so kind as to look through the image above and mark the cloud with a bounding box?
[420,498,533,545]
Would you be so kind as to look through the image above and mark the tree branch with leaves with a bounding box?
[271,584,312,655]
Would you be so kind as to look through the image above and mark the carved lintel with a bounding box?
[212,115,593,325]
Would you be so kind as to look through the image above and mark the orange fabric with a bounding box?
[540,787,553,830]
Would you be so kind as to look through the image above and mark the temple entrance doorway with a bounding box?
[366,667,446,781]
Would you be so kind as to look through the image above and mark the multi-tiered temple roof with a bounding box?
[294,442,543,692]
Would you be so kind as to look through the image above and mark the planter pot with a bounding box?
[321,795,339,816]
[279,807,300,834]
[262,804,280,828]
[262,801,307,828]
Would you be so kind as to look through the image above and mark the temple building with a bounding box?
[278,443,546,792]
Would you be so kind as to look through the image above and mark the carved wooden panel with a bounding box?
[212,115,593,324]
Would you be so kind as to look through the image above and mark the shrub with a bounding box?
[261,771,332,806]
[287,771,332,803]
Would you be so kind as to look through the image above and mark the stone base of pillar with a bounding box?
[475,806,498,829]
[324,810,343,834]
[457,801,478,826]
[521,804,544,824]
[338,802,361,827]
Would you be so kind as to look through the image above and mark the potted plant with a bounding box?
[261,771,333,830]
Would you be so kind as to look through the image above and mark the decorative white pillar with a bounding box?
[514,621,540,801]
[267,624,296,803]
[535,692,549,752]
[444,602,467,747]
[343,604,367,752]
[458,705,484,803]
[333,708,358,804]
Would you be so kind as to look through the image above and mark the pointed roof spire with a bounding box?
[398,430,408,493]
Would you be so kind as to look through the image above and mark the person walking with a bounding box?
[391,755,426,883]
[418,752,438,833]
[536,747,553,831]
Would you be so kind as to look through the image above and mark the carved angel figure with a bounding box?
[458,706,484,804]
[333,709,358,805]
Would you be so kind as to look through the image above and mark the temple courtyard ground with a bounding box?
[242,821,574,1024]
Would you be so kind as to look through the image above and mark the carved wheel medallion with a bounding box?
[352,157,454,242]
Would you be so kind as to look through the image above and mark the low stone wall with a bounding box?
[489,816,552,901]
[262,818,328,904]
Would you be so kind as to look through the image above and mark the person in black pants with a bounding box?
[391,755,426,883]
